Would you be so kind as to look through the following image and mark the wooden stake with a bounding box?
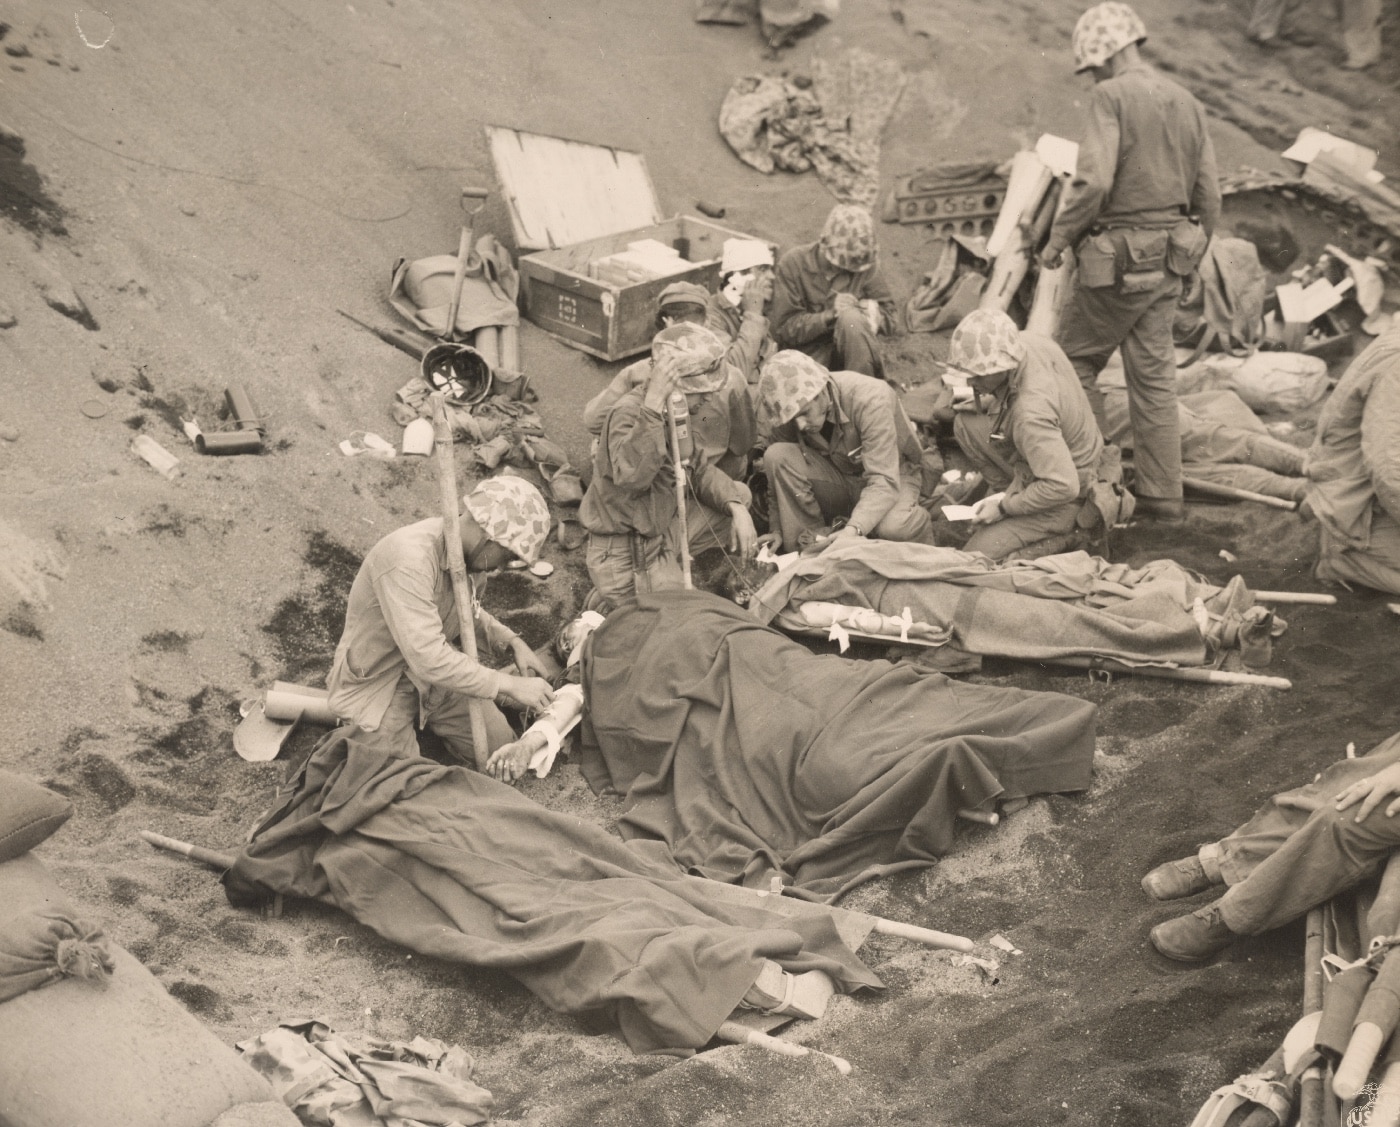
[431,392,491,766]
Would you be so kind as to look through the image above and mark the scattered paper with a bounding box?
[955,954,1001,981]
[827,621,851,654]
[1219,549,1238,564]
[942,504,978,521]
[1281,127,1378,175]
[1034,133,1079,179]
[1388,603,1400,617]
[988,934,1022,956]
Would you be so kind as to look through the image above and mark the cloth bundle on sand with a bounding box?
[224,733,881,1055]
[718,48,905,207]
[751,540,1266,667]
[697,0,839,49]
[578,592,1096,900]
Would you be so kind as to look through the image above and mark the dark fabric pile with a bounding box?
[579,591,1097,900]
[225,732,880,1055]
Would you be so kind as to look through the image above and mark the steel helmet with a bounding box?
[651,322,730,394]
[818,204,877,272]
[756,350,830,433]
[463,475,552,565]
[1072,3,1147,73]
[949,309,1026,377]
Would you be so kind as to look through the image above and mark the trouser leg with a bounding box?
[962,498,1081,560]
[1340,0,1382,66]
[349,674,428,759]
[1057,284,1135,434]
[870,475,936,544]
[1120,276,1185,502]
[421,683,517,769]
[764,442,860,550]
[952,411,1015,491]
[830,307,885,380]
[585,531,684,612]
[1186,423,1306,476]
[1214,738,1400,934]
[1316,511,1400,597]
[679,497,735,553]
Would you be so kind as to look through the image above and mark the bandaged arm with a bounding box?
[520,683,586,778]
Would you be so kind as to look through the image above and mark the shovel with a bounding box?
[443,186,490,342]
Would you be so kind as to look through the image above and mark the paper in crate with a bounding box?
[487,125,774,361]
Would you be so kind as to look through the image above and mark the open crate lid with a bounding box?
[486,125,664,252]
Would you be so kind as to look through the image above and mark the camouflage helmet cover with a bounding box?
[949,309,1027,377]
[818,204,877,272]
[652,322,730,394]
[463,475,551,565]
[756,349,830,432]
[1072,3,1147,72]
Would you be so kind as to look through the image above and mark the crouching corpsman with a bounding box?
[580,322,758,612]
[327,476,555,768]
[948,309,1111,560]
[756,350,933,552]
[771,204,896,382]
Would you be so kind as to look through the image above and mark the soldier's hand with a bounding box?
[497,675,555,714]
[1039,246,1065,271]
[728,503,758,558]
[485,734,544,783]
[1335,762,1400,821]
[642,355,681,414]
[832,292,859,314]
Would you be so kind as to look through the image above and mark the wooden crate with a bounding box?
[518,215,761,361]
[487,125,772,362]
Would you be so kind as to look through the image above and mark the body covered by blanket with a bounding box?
[751,540,1264,667]
[226,734,880,1055]
[578,592,1095,899]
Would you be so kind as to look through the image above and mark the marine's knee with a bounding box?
[763,442,805,481]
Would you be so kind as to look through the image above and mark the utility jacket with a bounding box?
[580,386,753,538]
[328,519,515,730]
[987,334,1104,517]
[1306,327,1400,549]
[1047,62,1221,256]
[771,242,897,349]
[766,369,922,534]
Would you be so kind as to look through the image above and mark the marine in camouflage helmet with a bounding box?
[755,349,830,433]
[652,322,730,394]
[463,475,551,565]
[1072,2,1147,73]
[818,204,877,272]
[949,309,1027,378]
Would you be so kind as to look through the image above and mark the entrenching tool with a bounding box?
[431,391,491,765]
[444,187,490,343]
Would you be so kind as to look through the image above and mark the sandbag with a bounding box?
[0,854,296,1127]
[1173,351,1329,413]
[0,768,72,864]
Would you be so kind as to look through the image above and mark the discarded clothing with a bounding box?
[579,591,1095,899]
[751,539,1275,667]
[226,732,880,1055]
[389,235,519,339]
[718,49,905,207]
[696,0,839,50]
[239,1019,494,1127]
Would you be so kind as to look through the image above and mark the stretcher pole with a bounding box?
[1182,476,1300,511]
[1040,654,1291,689]
[715,1021,852,1075]
[139,831,236,871]
[431,391,492,765]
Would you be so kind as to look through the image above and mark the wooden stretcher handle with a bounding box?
[872,919,975,952]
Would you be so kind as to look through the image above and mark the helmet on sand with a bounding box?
[1072,3,1147,73]
[949,309,1026,377]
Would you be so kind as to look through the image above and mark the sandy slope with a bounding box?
[1,1,1398,1123]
